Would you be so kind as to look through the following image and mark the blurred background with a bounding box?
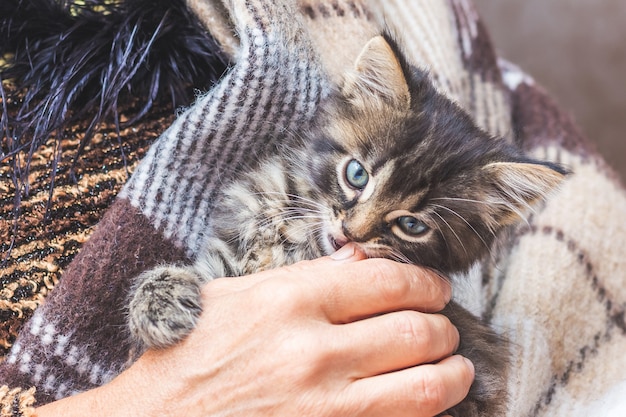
[474,0,626,181]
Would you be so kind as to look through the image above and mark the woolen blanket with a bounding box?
[1,0,625,415]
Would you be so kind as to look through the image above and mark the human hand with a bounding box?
[35,244,473,417]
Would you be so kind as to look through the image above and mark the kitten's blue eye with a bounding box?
[397,216,429,236]
[345,159,369,189]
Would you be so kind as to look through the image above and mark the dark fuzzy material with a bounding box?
[0,0,228,201]
[0,199,190,404]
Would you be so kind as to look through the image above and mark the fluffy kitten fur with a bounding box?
[129,34,567,416]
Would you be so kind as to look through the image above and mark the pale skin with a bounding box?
[35,244,474,417]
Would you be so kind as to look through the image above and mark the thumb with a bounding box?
[328,243,368,262]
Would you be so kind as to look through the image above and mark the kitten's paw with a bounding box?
[128,266,204,350]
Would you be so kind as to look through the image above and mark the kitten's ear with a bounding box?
[482,162,568,226]
[343,35,411,110]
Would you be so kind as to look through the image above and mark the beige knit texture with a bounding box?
[495,146,626,415]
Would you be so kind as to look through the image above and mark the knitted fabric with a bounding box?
[1,0,625,415]
[0,387,34,417]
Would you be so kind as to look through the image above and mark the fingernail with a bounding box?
[330,244,355,261]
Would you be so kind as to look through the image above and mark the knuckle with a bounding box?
[393,311,432,343]
[279,331,333,378]
[255,278,303,312]
[410,369,448,411]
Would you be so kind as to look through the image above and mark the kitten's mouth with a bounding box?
[328,234,349,251]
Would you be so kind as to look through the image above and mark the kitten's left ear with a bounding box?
[482,162,568,226]
[343,35,411,110]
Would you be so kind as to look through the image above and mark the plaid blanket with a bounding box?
[1,0,625,415]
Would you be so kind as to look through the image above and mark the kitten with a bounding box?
[128,34,567,416]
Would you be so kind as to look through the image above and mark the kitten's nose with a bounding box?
[341,222,358,242]
[342,219,376,243]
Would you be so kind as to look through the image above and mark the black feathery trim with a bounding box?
[0,0,229,203]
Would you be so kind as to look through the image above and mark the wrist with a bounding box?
[33,353,172,417]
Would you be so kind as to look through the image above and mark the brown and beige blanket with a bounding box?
[1,0,626,415]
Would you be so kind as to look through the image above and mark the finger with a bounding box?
[201,244,367,298]
[201,243,450,324]
[331,311,460,378]
[342,355,474,417]
[314,258,451,323]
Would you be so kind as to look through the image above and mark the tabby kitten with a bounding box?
[129,34,566,416]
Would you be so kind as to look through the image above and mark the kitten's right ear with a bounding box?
[342,35,411,111]
[481,161,568,228]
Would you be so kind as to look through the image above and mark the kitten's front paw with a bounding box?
[128,266,204,350]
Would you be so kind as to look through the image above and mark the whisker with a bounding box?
[280,215,326,222]
[431,204,504,267]
[275,207,326,216]
[251,191,328,212]
[249,212,325,232]
[277,221,325,249]
[358,243,413,265]
[431,196,507,207]
[431,197,531,227]
[431,204,493,249]
[385,248,412,265]
[430,210,468,258]
[284,193,329,209]
[424,212,451,256]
